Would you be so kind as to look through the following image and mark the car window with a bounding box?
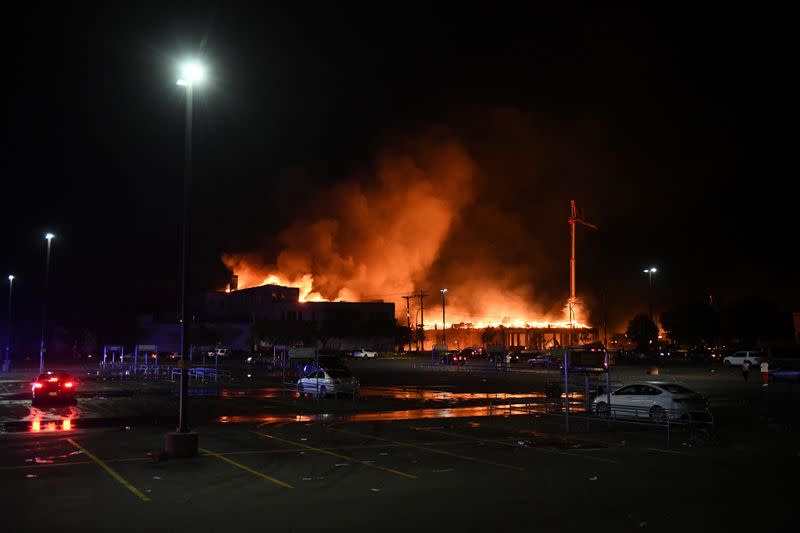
[614,386,637,395]
[641,386,662,395]
[659,384,693,394]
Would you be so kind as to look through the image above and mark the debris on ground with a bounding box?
[370,488,380,492]
[639,521,648,528]
[517,440,533,447]
[588,476,598,481]
[26,474,37,478]
[153,476,161,480]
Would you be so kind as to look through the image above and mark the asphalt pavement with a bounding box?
[1,357,797,532]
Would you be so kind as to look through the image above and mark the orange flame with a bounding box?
[221,133,592,331]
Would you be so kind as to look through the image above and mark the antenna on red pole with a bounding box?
[568,200,597,345]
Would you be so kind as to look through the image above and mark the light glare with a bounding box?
[180,61,205,84]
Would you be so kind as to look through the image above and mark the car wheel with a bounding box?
[649,405,666,423]
[595,401,609,417]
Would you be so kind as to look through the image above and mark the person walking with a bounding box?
[760,360,769,387]
[741,359,751,382]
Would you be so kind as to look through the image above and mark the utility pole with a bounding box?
[419,290,426,352]
[440,288,448,346]
[402,295,412,352]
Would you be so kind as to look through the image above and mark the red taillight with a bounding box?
[64,382,74,388]
[34,382,43,389]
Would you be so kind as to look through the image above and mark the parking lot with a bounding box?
[1,357,798,532]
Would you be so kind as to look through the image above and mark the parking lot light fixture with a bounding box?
[643,266,657,322]
[3,274,14,372]
[39,233,55,374]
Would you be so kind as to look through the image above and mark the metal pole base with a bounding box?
[164,431,199,458]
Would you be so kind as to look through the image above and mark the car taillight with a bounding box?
[64,382,74,388]
[34,382,43,389]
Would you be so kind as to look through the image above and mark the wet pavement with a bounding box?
[1,359,798,531]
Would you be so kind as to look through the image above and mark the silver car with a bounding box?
[593,381,709,423]
[297,368,359,398]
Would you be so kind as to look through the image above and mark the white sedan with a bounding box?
[593,381,709,422]
[297,368,359,398]
[352,349,378,359]
[723,350,762,367]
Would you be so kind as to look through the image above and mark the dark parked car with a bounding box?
[460,347,484,358]
[527,352,554,367]
[440,352,467,366]
[32,371,77,406]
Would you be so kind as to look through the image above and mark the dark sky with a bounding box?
[0,4,795,349]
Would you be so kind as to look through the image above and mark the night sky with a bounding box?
[1,5,794,351]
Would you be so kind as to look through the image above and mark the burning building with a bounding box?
[220,126,599,349]
[199,283,397,352]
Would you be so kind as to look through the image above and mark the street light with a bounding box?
[642,267,657,322]
[165,59,205,458]
[440,288,447,346]
[3,274,13,373]
[40,233,55,374]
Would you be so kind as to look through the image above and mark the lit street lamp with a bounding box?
[440,288,447,346]
[643,267,657,322]
[3,274,13,373]
[40,233,55,374]
[165,60,205,458]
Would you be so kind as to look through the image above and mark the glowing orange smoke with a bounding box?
[221,132,591,330]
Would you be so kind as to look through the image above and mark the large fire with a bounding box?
[222,130,591,331]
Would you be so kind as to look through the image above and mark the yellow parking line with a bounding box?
[647,447,688,456]
[66,438,150,502]
[412,426,618,464]
[252,431,417,480]
[199,447,294,489]
[328,426,525,471]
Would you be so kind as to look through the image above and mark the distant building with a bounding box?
[196,284,396,351]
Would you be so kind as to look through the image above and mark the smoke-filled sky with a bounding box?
[0,4,795,343]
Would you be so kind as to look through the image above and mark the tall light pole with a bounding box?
[3,275,13,373]
[166,60,205,457]
[643,267,657,322]
[39,233,55,374]
[440,288,447,346]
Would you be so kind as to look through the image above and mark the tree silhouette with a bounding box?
[626,314,658,350]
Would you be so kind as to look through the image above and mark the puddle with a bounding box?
[215,402,588,425]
